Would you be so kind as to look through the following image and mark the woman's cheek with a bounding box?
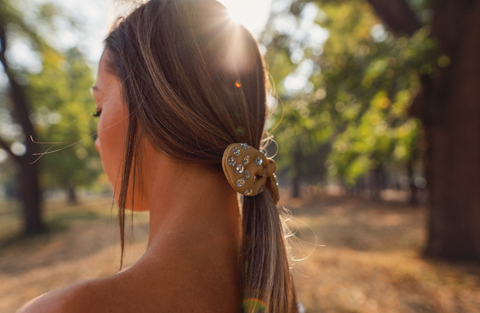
[98,113,130,203]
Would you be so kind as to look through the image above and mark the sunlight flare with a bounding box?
[219,0,271,36]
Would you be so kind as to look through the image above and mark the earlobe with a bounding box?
[94,138,101,153]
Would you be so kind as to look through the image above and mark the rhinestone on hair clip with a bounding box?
[222,143,280,205]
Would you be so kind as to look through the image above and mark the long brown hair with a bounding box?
[104,0,298,311]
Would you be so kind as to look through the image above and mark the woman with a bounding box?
[19,0,298,312]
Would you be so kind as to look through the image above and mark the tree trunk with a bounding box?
[407,159,418,206]
[368,0,480,263]
[369,166,384,200]
[20,157,44,235]
[421,0,480,261]
[291,141,301,198]
[0,21,44,235]
[66,184,78,205]
[369,170,376,199]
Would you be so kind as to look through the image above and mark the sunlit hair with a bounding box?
[104,0,298,311]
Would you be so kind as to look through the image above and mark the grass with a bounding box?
[1,191,479,313]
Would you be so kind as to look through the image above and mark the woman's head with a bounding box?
[100,0,297,311]
[104,0,266,165]
[102,0,269,214]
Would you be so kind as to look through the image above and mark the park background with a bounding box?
[1,0,480,312]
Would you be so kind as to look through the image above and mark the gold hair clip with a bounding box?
[222,143,279,205]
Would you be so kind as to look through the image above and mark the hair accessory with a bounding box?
[222,143,280,205]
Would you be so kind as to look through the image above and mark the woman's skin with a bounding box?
[18,49,242,313]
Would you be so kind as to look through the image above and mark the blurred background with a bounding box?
[1,0,480,312]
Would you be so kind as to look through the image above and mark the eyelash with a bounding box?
[91,110,101,118]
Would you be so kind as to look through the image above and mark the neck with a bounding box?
[138,154,242,267]
[112,149,243,311]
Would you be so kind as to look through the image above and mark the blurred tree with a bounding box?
[0,0,44,234]
[368,0,480,262]
[264,0,480,261]
[263,0,431,197]
[27,47,100,204]
[0,0,100,235]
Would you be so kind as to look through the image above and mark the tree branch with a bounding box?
[0,21,8,70]
[367,0,421,36]
[0,20,39,164]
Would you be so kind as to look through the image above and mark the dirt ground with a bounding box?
[1,191,479,313]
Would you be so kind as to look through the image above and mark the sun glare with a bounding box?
[227,8,242,24]
[219,0,271,36]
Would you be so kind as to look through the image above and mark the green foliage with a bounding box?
[263,0,436,187]
[27,47,101,190]
[0,0,102,194]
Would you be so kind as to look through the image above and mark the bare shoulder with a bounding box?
[16,278,111,313]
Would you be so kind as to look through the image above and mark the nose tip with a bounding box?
[94,138,100,153]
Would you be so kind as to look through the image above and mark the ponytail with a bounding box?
[241,188,298,312]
